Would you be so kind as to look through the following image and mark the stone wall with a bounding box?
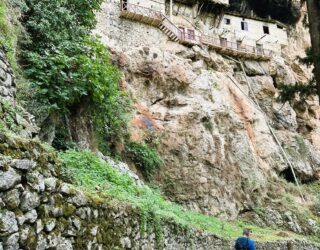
[0,134,319,250]
[0,50,16,103]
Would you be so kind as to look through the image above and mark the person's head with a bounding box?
[243,228,252,237]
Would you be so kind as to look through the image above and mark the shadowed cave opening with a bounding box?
[280,167,296,183]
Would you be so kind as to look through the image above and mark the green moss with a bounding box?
[38,204,49,219]
[62,204,76,217]
[57,217,68,231]
[153,214,164,249]
[90,195,105,208]
[0,0,23,71]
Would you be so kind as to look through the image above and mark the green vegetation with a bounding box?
[125,141,163,180]
[315,195,320,214]
[0,98,24,134]
[18,0,130,150]
[60,149,306,242]
[0,0,24,71]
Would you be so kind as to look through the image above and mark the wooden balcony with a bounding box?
[201,35,272,60]
[120,2,163,26]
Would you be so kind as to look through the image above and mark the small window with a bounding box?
[277,24,284,29]
[256,44,264,54]
[241,21,248,31]
[224,18,231,25]
[237,41,242,49]
[187,29,195,40]
[263,26,270,34]
[220,37,227,47]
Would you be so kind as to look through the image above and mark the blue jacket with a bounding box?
[235,236,256,250]
[248,239,256,250]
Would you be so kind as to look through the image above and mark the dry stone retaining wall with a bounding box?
[0,51,15,103]
[0,135,319,250]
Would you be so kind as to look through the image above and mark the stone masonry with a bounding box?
[0,134,319,250]
[0,50,16,103]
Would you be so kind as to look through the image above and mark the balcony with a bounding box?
[120,1,163,26]
[201,35,272,60]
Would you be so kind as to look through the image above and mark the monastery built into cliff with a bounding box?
[119,0,289,60]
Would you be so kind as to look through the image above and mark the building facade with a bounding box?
[119,0,288,58]
[219,14,288,53]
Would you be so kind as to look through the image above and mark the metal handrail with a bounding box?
[161,16,182,39]
[201,34,272,57]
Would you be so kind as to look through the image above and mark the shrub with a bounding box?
[19,0,130,150]
[125,141,163,181]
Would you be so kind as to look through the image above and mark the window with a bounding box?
[187,29,195,40]
[263,26,270,34]
[237,41,242,50]
[241,21,248,31]
[277,24,284,30]
[256,44,264,54]
[224,18,231,25]
[179,26,185,39]
[220,37,227,47]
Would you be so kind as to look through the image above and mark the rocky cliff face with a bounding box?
[95,0,320,226]
[229,0,301,24]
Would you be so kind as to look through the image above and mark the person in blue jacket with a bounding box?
[234,228,256,250]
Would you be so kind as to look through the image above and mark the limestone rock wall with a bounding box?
[95,0,320,222]
[0,135,319,250]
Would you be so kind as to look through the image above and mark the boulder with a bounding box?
[11,159,36,171]
[24,209,38,224]
[0,211,18,234]
[2,189,20,209]
[20,191,40,212]
[0,168,21,191]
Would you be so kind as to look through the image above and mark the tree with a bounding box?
[306,0,320,99]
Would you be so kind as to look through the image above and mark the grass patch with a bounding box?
[59,149,310,242]
[0,0,24,71]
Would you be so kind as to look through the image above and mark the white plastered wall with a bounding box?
[218,14,288,54]
[128,0,166,13]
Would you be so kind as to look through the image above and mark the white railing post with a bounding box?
[170,0,173,21]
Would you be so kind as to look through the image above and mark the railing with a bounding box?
[180,34,203,45]
[201,34,272,57]
[118,1,272,59]
[161,16,182,39]
[120,1,163,21]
